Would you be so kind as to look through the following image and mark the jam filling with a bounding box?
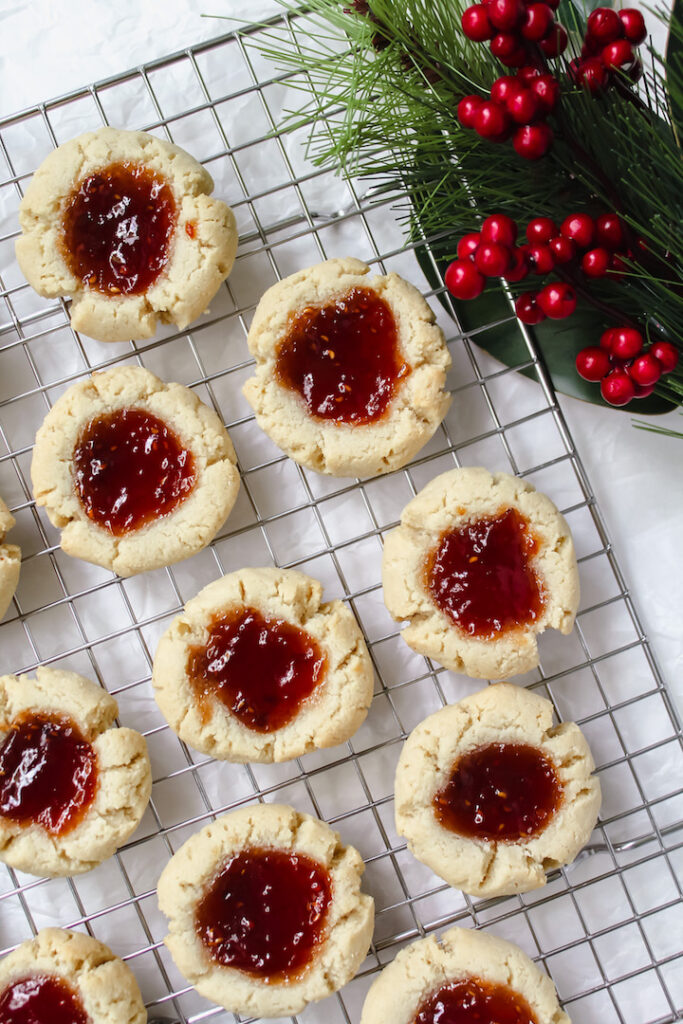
[433,742,562,842]
[187,606,327,733]
[414,977,537,1024]
[0,712,97,835]
[0,975,89,1024]
[425,508,545,639]
[61,161,177,295]
[195,847,332,981]
[274,285,409,425]
[73,408,196,536]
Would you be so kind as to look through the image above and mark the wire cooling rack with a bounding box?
[0,11,681,1024]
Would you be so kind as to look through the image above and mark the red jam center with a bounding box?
[195,847,332,981]
[425,508,545,638]
[433,742,562,842]
[0,975,89,1024]
[73,408,196,536]
[0,713,97,835]
[414,977,537,1024]
[61,161,177,295]
[187,606,327,733]
[275,285,409,424]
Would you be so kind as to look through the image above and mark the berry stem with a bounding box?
[553,264,642,329]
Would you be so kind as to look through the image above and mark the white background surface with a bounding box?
[0,0,681,715]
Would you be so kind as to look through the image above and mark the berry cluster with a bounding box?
[514,209,633,321]
[443,209,632,323]
[458,66,559,159]
[461,0,567,65]
[445,213,581,317]
[576,329,678,406]
[570,7,646,92]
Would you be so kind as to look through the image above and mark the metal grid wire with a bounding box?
[0,11,681,1024]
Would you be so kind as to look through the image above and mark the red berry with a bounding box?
[619,8,647,45]
[475,242,512,276]
[595,213,625,251]
[576,346,611,381]
[633,382,656,398]
[628,58,644,82]
[601,369,635,406]
[549,235,576,264]
[531,73,560,112]
[481,213,518,247]
[581,36,603,57]
[513,122,553,159]
[517,66,541,86]
[599,327,617,350]
[544,0,560,9]
[499,45,528,67]
[445,259,486,300]
[489,0,524,31]
[515,291,546,324]
[537,281,577,318]
[575,56,609,92]
[474,101,511,137]
[528,243,555,274]
[602,39,634,69]
[491,32,523,57]
[491,75,521,104]
[561,212,594,249]
[458,95,483,128]
[539,23,568,56]
[457,232,482,260]
[610,326,644,359]
[629,352,662,386]
[608,252,628,278]
[521,2,554,40]
[506,88,541,123]
[462,4,495,40]
[582,247,610,277]
[650,340,679,374]
[504,247,530,282]
[526,217,558,244]
[587,7,623,44]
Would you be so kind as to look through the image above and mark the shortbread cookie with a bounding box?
[31,365,240,577]
[243,257,451,477]
[360,925,569,1024]
[153,567,373,763]
[0,928,147,1024]
[395,683,601,897]
[0,667,152,877]
[382,467,580,678]
[0,498,20,620]
[16,126,238,343]
[157,803,374,1018]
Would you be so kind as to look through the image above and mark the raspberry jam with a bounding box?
[275,286,409,424]
[187,606,327,732]
[433,742,562,842]
[413,977,537,1024]
[425,508,545,638]
[195,847,332,980]
[61,161,177,295]
[73,408,196,536]
[0,713,97,835]
[0,975,89,1024]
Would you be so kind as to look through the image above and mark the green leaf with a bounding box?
[415,245,676,415]
[666,0,683,142]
